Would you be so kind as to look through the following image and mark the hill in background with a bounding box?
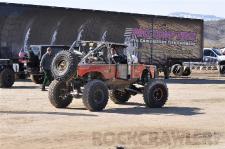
[204,19,225,48]
[169,12,225,48]
[169,12,224,21]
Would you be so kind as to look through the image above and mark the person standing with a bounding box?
[40,47,53,91]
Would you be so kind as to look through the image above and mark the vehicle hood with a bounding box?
[218,55,225,61]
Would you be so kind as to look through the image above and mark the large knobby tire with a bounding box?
[48,80,73,108]
[51,51,79,81]
[30,74,44,84]
[143,80,168,108]
[0,68,15,88]
[110,90,131,104]
[82,80,108,111]
[182,67,191,76]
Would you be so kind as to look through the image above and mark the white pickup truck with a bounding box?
[203,48,225,74]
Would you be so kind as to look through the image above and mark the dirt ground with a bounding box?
[0,73,225,149]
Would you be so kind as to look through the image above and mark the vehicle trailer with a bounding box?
[49,41,168,111]
[0,3,203,79]
[0,59,15,88]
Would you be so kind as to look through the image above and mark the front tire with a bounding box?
[48,80,73,108]
[0,68,15,88]
[143,80,168,108]
[82,80,108,111]
[110,90,131,104]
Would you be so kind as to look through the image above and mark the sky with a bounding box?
[0,0,224,18]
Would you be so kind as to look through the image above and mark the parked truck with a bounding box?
[203,48,225,74]
[0,3,203,79]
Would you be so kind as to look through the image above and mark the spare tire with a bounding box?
[0,68,15,88]
[51,51,79,81]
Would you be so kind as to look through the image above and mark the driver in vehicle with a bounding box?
[111,46,127,64]
[86,46,109,64]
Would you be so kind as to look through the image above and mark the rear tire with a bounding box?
[110,90,131,104]
[48,80,73,108]
[82,80,108,111]
[143,80,168,108]
[51,51,79,81]
[30,74,44,84]
[0,68,15,88]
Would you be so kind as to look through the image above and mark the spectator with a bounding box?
[40,47,53,91]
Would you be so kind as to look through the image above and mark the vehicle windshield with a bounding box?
[213,49,222,56]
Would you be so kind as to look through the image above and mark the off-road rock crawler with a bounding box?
[48,41,169,111]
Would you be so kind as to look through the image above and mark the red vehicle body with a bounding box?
[77,64,155,80]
